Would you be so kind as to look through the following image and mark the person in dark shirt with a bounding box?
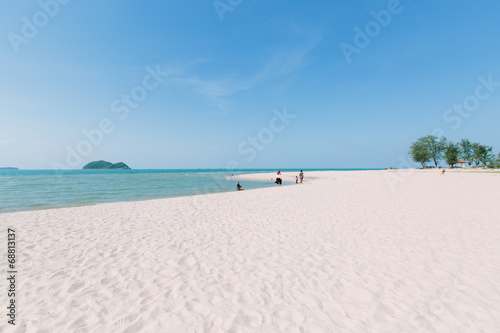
[237,182,243,191]
[276,170,282,186]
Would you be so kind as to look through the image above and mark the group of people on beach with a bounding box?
[297,170,304,184]
[276,170,304,186]
[237,170,304,191]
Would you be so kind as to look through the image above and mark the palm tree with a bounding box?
[472,143,493,167]
[459,139,474,166]
[445,143,460,168]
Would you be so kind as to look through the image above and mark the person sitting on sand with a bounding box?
[237,182,243,191]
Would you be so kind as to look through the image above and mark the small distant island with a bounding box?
[82,161,131,170]
[0,167,18,170]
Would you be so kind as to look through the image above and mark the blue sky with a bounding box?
[1,0,499,169]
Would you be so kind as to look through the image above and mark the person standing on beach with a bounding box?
[276,170,282,186]
[299,170,304,184]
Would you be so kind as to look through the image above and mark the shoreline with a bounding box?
[0,182,274,215]
[3,168,497,214]
[3,168,498,214]
[0,169,377,214]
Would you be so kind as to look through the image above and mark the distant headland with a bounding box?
[82,161,131,170]
[0,167,18,170]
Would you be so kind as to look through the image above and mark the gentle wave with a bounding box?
[0,168,379,212]
[0,169,274,212]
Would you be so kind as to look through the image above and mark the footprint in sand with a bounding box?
[140,296,153,305]
[123,319,143,333]
[68,315,89,333]
[231,309,263,328]
[113,313,139,327]
[68,281,85,293]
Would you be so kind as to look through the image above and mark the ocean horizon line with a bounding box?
[2,167,385,171]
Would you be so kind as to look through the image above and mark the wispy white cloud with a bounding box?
[165,33,323,113]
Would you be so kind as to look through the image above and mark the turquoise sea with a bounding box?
[0,169,377,213]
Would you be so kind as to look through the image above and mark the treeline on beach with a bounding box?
[409,135,499,168]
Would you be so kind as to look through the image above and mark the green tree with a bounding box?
[472,143,493,167]
[409,139,432,168]
[471,143,481,166]
[459,139,474,166]
[444,142,460,168]
[421,135,446,167]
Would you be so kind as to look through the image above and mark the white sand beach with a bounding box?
[1,170,500,332]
